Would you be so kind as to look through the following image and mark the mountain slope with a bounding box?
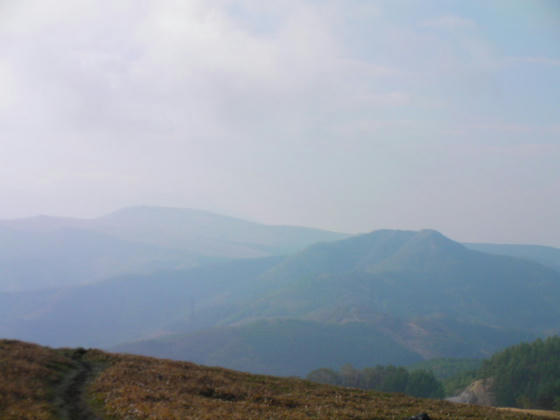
[0,206,346,292]
[478,335,560,409]
[0,256,282,347]
[237,229,560,331]
[464,243,560,272]
[0,226,198,292]
[95,206,349,256]
[112,230,558,374]
[112,314,533,377]
[0,339,549,420]
[2,229,559,377]
[112,318,423,376]
[1,206,347,259]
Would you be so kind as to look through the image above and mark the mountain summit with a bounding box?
[258,229,560,330]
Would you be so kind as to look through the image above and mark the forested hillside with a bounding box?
[307,364,444,399]
[2,228,559,378]
[406,358,483,396]
[306,337,560,411]
[478,336,560,410]
[113,319,423,376]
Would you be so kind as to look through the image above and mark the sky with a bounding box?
[0,0,559,246]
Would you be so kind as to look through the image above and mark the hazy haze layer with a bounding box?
[1,1,559,245]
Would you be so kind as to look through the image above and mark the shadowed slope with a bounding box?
[241,229,560,331]
[464,243,560,272]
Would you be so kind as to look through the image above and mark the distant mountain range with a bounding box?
[1,213,558,376]
[463,243,560,273]
[239,230,560,332]
[112,229,558,375]
[0,206,346,291]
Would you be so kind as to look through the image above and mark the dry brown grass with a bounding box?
[0,339,74,420]
[0,339,553,420]
[89,351,549,420]
[498,408,560,419]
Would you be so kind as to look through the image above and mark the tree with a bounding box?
[406,370,444,398]
[306,368,341,385]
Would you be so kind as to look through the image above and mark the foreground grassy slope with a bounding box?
[1,339,555,419]
[0,340,74,419]
[90,351,554,419]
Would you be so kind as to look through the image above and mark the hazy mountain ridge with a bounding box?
[2,210,559,377]
[0,225,199,292]
[2,206,348,256]
[110,229,558,374]
[0,256,283,347]
[0,206,346,292]
[232,229,560,331]
[464,243,560,273]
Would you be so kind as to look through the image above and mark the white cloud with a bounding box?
[0,1,558,245]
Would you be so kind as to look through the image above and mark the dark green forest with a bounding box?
[307,336,560,410]
[478,335,560,410]
[306,364,444,399]
[406,358,482,396]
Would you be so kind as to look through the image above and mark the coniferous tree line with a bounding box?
[306,336,560,409]
[478,335,560,409]
[406,358,481,396]
[306,364,444,399]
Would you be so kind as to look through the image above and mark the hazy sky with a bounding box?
[1,0,559,245]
